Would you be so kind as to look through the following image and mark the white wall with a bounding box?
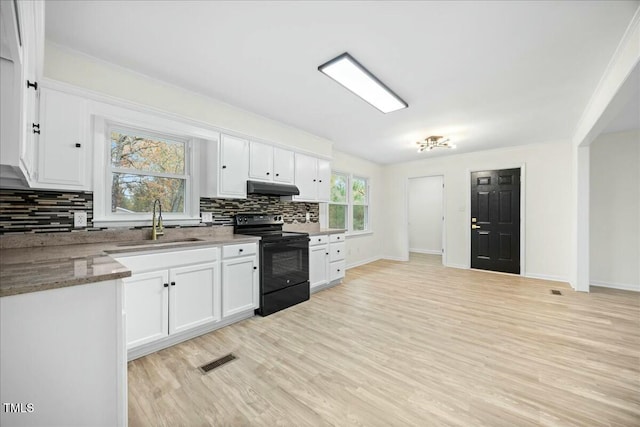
[590,130,639,291]
[330,150,384,269]
[43,42,332,157]
[408,176,443,254]
[382,141,573,282]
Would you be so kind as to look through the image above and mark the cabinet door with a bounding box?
[294,153,317,200]
[124,270,169,349]
[37,88,87,188]
[249,141,273,181]
[222,256,259,318]
[273,147,294,183]
[317,159,331,202]
[309,244,329,289]
[169,262,220,335]
[220,134,249,197]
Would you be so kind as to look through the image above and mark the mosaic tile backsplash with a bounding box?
[0,189,319,234]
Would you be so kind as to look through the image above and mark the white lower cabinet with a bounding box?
[309,242,329,290]
[117,243,258,359]
[125,270,170,348]
[170,262,220,334]
[222,254,259,318]
[309,233,345,292]
[116,247,221,356]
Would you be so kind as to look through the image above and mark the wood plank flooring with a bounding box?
[128,254,640,426]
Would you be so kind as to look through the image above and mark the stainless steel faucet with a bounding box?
[151,199,164,240]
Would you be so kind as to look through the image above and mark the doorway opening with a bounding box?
[470,168,521,274]
[408,175,445,266]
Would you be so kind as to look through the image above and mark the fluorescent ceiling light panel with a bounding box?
[318,52,408,113]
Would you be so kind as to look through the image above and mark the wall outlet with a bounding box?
[201,212,213,223]
[73,211,87,228]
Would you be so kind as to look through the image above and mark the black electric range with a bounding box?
[234,213,309,316]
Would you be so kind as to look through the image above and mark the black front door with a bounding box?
[471,168,521,274]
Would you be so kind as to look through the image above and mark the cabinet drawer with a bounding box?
[310,235,329,246]
[329,242,345,262]
[329,233,346,243]
[115,247,218,273]
[223,243,257,259]
[329,261,345,282]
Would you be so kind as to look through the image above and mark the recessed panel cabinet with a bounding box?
[222,255,259,317]
[125,270,170,348]
[36,88,89,189]
[293,153,331,202]
[249,141,295,184]
[201,133,249,199]
[309,233,345,292]
[170,262,220,334]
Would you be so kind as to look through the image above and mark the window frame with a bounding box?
[93,116,201,227]
[327,171,371,235]
[328,171,349,231]
[351,175,370,233]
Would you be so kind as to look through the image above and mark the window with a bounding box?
[328,172,370,233]
[93,115,200,227]
[352,176,369,232]
[329,172,348,229]
[109,127,188,214]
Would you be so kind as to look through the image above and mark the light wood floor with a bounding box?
[128,254,640,426]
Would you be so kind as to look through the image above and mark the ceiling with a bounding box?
[45,1,639,164]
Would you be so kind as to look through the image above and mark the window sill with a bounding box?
[346,230,373,238]
[93,218,201,229]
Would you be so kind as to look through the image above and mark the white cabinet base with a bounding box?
[127,309,254,361]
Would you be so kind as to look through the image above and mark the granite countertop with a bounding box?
[0,230,260,298]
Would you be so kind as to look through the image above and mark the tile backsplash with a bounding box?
[200,194,319,225]
[0,189,318,235]
[0,189,97,234]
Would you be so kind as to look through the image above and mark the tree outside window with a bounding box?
[352,176,369,232]
[109,128,188,214]
[328,172,348,229]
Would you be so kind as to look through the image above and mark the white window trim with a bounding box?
[327,170,372,235]
[92,107,207,227]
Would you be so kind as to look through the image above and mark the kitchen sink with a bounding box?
[115,237,203,247]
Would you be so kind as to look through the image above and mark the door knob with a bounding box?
[471,225,481,229]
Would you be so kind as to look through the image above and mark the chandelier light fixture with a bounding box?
[416,136,456,152]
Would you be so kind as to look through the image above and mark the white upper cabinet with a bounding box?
[220,134,249,196]
[317,158,331,201]
[201,133,249,199]
[293,153,331,202]
[36,88,89,189]
[249,141,274,180]
[273,147,294,183]
[249,142,294,184]
[0,0,44,187]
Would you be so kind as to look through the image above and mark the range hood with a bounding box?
[247,180,300,196]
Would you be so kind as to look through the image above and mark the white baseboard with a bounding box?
[445,263,468,270]
[409,248,442,255]
[346,256,383,270]
[524,273,569,284]
[383,256,409,262]
[591,280,639,292]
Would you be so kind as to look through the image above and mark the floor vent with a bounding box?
[550,289,562,295]
[198,353,236,374]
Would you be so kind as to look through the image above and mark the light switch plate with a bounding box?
[74,211,87,228]
[201,212,213,223]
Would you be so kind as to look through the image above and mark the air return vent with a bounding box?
[198,353,236,374]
